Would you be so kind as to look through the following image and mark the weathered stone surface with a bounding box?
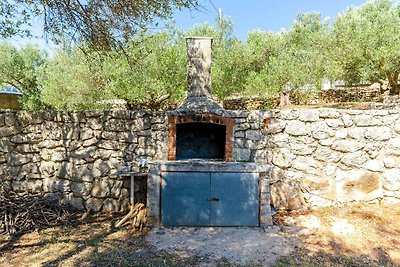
[6,152,33,166]
[365,159,384,172]
[91,179,111,198]
[335,129,348,139]
[285,120,309,136]
[311,121,334,140]
[235,148,251,162]
[383,169,400,191]
[289,137,317,156]
[383,157,397,168]
[269,133,289,148]
[12,180,43,193]
[331,140,364,153]
[71,182,92,197]
[325,119,344,128]
[279,109,299,120]
[353,115,382,126]
[0,127,16,137]
[266,119,286,134]
[85,198,103,212]
[341,114,354,127]
[292,156,319,175]
[270,166,285,183]
[348,128,365,139]
[336,170,382,202]
[103,198,120,211]
[395,121,400,134]
[270,180,305,210]
[299,109,320,122]
[314,147,342,162]
[272,148,295,169]
[319,109,340,119]
[364,126,392,141]
[340,151,369,168]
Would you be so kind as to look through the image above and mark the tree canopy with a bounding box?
[0,0,199,49]
[1,0,400,110]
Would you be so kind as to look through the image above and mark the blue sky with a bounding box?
[8,0,368,51]
[174,0,367,40]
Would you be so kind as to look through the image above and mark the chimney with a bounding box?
[186,37,213,98]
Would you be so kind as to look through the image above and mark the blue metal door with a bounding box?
[210,172,259,226]
[161,172,210,226]
[161,172,259,226]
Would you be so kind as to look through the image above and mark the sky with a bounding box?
[8,0,368,52]
[173,0,367,40]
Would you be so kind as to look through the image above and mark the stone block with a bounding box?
[279,109,299,120]
[341,114,354,127]
[383,169,400,191]
[245,130,262,141]
[311,121,334,140]
[299,109,320,122]
[91,179,111,198]
[336,170,382,202]
[272,148,295,169]
[325,119,344,128]
[340,151,369,168]
[266,119,286,134]
[103,198,121,212]
[353,115,382,126]
[319,108,341,119]
[0,127,16,137]
[234,148,251,162]
[85,198,103,212]
[285,120,309,136]
[71,182,91,197]
[383,157,397,168]
[364,126,392,141]
[314,147,342,163]
[292,156,319,175]
[366,159,384,172]
[331,139,364,153]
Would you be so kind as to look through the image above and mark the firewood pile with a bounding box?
[116,203,146,230]
[0,186,74,237]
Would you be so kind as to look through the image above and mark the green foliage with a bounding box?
[330,0,400,94]
[0,0,199,49]
[0,42,48,109]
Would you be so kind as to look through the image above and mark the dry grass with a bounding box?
[275,203,400,267]
[1,203,399,266]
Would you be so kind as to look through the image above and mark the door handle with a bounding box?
[208,197,220,202]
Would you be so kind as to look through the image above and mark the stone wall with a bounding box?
[260,108,400,209]
[1,107,400,213]
[0,110,168,212]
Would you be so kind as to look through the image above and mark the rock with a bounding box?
[335,129,348,139]
[71,182,91,197]
[270,180,305,210]
[336,170,382,202]
[331,140,364,153]
[6,152,33,166]
[292,156,319,175]
[103,198,120,212]
[325,119,344,128]
[319,109,340,119]
[0,127,16,137]
[353,115,382,126]
[348,128,365,139]
[303,175,332,195]
[270,166,285,183]
[279,109,299,120]
[314,147,342,162]
[69,196,85,210]
[269,133,289,148]
[395,121,400,134]
[341,114,354,127]
[311,121,334,140]
[383,169,400,191]
[364,126,392,141]
[289,137,317,155]
[285,120,309,136]
[383,157,397,168]
[12,180,43,193]
[365,159,384,172]
[272,148,295,169]
[235,148,251,162]
[340,151,369,168]
[299,110,320,122]
[85,198,103,212]
[245,130,261,141]
[266,119,286,134]
[91,179,111,198]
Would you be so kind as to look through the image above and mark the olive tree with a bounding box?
[331,0,400,94]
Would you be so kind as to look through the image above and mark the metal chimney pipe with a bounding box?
[186,37,213,98]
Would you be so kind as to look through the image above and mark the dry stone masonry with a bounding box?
[1,107,400,212]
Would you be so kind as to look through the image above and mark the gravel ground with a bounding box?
[146,227,296,266]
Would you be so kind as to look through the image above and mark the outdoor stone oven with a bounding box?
[146,37,271,228]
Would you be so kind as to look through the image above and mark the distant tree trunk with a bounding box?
[385,68,400,95]
[279,92,291,107]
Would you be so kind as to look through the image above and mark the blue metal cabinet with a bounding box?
[161,171,259,226]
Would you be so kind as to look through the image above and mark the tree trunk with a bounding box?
[279,92,291,107]
[385,68,400,95]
